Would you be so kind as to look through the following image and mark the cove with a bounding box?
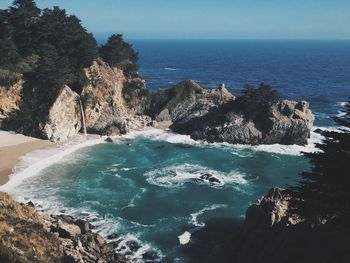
[10,130,310,262]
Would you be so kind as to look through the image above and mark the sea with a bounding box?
[2,40,350,263]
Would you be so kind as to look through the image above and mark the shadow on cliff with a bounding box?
[179,217,243,263]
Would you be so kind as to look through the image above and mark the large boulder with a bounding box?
[40,85,82,143]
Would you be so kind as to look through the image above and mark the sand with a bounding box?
[0,131,53,185]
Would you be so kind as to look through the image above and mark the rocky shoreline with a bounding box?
[234,188,350,263]
[0,191,164,263]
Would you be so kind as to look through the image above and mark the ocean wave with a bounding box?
[144,163,247,188]
[12,194,162,263]
[164,67,178,71]
[338,101,349,107]
[0,134,104,192]
[123,127,328,156]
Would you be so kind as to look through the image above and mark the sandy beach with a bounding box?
[0,131,53,185]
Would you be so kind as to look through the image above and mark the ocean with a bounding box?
[3,40,350,262]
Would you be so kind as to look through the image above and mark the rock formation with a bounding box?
[0,63,313,146]
[81,60,151,136]
[0,60,151,142]
[40,86,82,143]
[149,80,234,122]
[235,188,350,263]
[170,94,314,145]
[0,81,23,125]
[0,191,128,263]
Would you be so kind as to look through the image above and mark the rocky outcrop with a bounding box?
[171,97,314,145]
[0,191,127,263]
[39,86,82,143]
[0,81,23,124]
[235,188,350,263]
[81,60,151,136]
[150,80,234,122]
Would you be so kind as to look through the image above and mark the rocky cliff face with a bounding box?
[0,64,313,145]
[0,81,23,125]
[81,60,151,136]
[171,96,314,145]
[39,86,83,143]
[0,60,151,142]
[150,80,234,122]
[0,191,128,263]
[235,188,350,263]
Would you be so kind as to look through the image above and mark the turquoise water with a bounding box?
[13,130,310,262]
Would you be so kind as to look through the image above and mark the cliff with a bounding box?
[0,191,128,263]
[0,60,151,142]
[235,188,350,263]
[81,60,151,136]
[0,65,313,146]
[170,91,314,145]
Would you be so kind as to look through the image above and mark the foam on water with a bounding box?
[178,231,191,245]
[190,204,228,227]
[123,127,326,156]
[144,163,247,188]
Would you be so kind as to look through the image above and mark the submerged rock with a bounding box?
[196,173,223,185]
[105,137,113,143]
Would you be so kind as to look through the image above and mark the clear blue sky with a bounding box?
[1,0,350,40]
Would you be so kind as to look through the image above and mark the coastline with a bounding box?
[0,131,53,186]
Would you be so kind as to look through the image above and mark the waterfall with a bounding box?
[79,98,87,135]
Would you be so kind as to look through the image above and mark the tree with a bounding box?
[99,34,139,75]
[291,103,350,223]
[234,83,279,119]
[8,0,41,57]
[31,6,98,92]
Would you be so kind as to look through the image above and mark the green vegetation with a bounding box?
[234,83,279,119]
[99,34,139,76]
[291,103,350,224]
[0,0,140,93]
[0,0,98,93]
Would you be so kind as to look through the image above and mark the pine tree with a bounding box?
[291,103,350,223]
[99,34,139,75]
[8,0,41,57]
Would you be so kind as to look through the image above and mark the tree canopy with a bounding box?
[233,83,280,119]
[291,103,350,223]
[0,0,98,92]
[99,34,139,76]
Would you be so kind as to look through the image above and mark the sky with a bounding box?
[1,0,350,40]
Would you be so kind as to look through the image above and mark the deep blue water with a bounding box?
[7,40,350,263]
[131,39,350,126]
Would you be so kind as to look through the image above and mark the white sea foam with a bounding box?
[115,233,163,262]
[164,67,178,71]
[122,127,327,156]
[190,204,227,227]
[338,101,349,107]
[178,231,191,245]
[0,134,104,193]
[144,163,247,188]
